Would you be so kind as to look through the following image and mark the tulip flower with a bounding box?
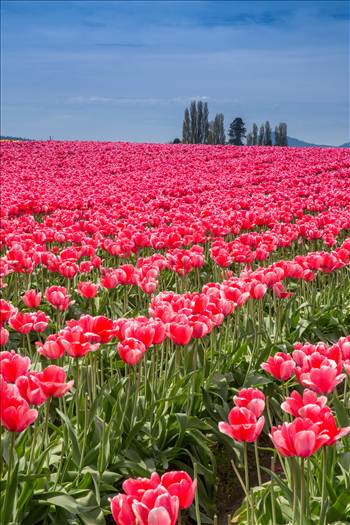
[118,338,147,365]
[36,334,65,359]
[77,281,99,299]
[270,417,330,457]
[218,407,265,443]
[8,311,33,334]
[261,352,296,381]
[45,285,71,311]
[0,392,38,432]
[60,326,100,358]
[0,299,15,325]
[233,388,265,417]
[0,326,9,346]
[22,289,42,308]
[0,350,31,383]
[295,354,345,394]
[122,472,161,498]
[161,471,197,509]
[168,322,192,345]
[37,365,74,398]
[16,372,47,405]
[110,488,179,525]
[281,389,328,417]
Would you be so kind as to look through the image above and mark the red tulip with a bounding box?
[219,407,265,443]
[269,417,329,457]
[0,299,15,325]
[0,326,9,346]
[118,338,147,365]
[8,311,33,334]
[36,334,65,359]
[60,326,100,358]
[110,494,135,525]
[77,281,99,299]
[37,365,74,397]
[122,472,161,498]
[233,388,265,417]
[161,471,197,509]
[0,392,38,432]
[22,289,42,308]
[295,354,345,394]
[0,350,31,383]
[281,389,328,417]
[16,372,47,405]
[261,352,296,381]
[168,323,192,345]
[45,285,71,311]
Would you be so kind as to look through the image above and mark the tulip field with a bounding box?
[1,141,350,525]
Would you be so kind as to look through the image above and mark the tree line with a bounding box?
[178,100,288,146]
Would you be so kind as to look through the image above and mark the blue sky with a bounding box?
[1,0,349,144]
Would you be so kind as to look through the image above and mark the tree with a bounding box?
[252,123,258,145]
[278,122,288,146]
[207,121,214,144]
[190,101,198,144]
[246,133,253,146]
[264,121,272,146]
[228,117,246,145]
[173,138,181,144]
[197,101,203,143]
[274,125,280,146]
[213,113,225,144]
[258,125,264,145]
[182,108,191,144]
[202,102,209,144]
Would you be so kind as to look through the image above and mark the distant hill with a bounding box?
[269,132,348,148]
[0,135,31,141]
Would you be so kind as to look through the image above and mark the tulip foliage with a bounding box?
[0,141,350,524]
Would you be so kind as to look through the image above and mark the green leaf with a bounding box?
[56,409,81,467]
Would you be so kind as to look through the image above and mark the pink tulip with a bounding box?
[77,281,99,299]
[118,338,147,365]
[219,407,265,443]
[0,391,38,432]
[261,352,296,381]
[161,471,197,509]
[233,388,265,417]
[22,289,42,308]
[281,389,328,417]
[37,365,74,398]
[270,417,329,457]
[0,350,31,383]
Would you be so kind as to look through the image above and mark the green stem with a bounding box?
[320,447,328,525]
[244,444,252,525]
[3,432,16,523]
[300,458,305,525]
[254,441,262,486]
[193,463,201,525]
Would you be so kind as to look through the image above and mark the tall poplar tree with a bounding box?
[278,122,288,146]
[258,125,264,145]
[202,102,209,144]
[274,125,280,146]
[190,101,198,144]
[264,121,272,146]
[214,113,225,144]
[197,101,203,143]
[182,108,191,143]
[252,123,258,145]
